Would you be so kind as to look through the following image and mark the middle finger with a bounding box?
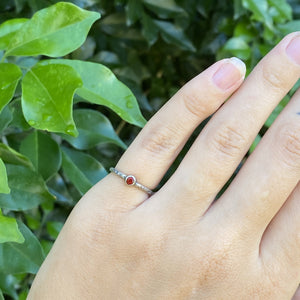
[150,32,300,223]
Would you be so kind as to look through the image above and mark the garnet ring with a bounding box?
[109,167,154,196]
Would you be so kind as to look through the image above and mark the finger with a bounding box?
[151,32,300,222]
[106,58,245,203]
[214,87,300,239]
[259,183,300,299]
[292,286,300,300]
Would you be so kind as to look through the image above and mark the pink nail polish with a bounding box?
[286,35,300,65]
[212,57,246,90]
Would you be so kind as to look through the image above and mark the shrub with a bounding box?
[0,0,299,298]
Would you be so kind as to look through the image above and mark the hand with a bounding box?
[28,32,300,299]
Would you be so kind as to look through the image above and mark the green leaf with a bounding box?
[46,221,63,239]
[0,143,33,169]
[47,174,75,206]
[141,13,159,46]
[20,131,62,180]
[0,18,28,50]
[40,59,147,127]
[5,2,100,57]
[233,22,256,43]
[278,20,300,35]
[143,0,186,17]
[242,0,273,29]
[0,105,13,133]
[126,0,143,26]
[93,51,121,67]
[0,273,19,299]
[9,98,31,131]
[0,210,24,243]
[62,109,127,150]
[0,164,54,211]
[0,63,22,113]
[22,64,83,137]
[153,20,196,52]
[268,0,292,22]
[0,289,3,300]
[0,222,45,274]
[223,37,251,60]
[0,159,9,194]
[99,13,144,41]
[61,146,107,195]
[14,0,27,12]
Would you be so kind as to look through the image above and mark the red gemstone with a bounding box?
[125,176,135,185]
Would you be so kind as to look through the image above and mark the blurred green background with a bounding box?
[0,0,299,298]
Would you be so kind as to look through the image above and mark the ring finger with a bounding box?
[104,57,246,206]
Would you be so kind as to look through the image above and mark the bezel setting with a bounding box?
[125,175,136,186]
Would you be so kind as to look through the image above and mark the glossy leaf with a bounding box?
[242,0,273,29]
[0,143,33,169]
[0,273,18,299]
[142,13,159,46]
[40,59,147,127]
[278,20,300,34]
[47,174,75,207]
[0,164,54,211]
[5,2,100,57]
[9,98,31,131]
[0,289,3,300]
[0,211,24,244]
[62,109,127,150]
[22,64,83,137]
[46,221,63,239]
[0,63,22,113]
[153,20,196,52]
[0,18,28,50]
[61,146,107,195]
[143,0,186,17]
[0,106,13,133]
[14,0,26,12]
[20,131,62,180]
[0,159,9,194]
[223,37,251,60]
[126,0,143,26]
[268,0,292,21]
[0,222,45,274]
[93,51,121,67]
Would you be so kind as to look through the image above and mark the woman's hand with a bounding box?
[28,32,300,299]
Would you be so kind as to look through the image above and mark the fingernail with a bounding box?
[212,57,246,90]
[286,35,300,65]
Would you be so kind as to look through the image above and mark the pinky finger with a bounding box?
[260,182,300,298]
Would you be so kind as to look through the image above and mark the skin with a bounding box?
[28,32,300,299]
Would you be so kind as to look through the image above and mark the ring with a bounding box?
[109,167,154,196]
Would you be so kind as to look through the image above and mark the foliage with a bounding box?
[0,0,299,298]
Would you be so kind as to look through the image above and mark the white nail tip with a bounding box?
[229,57,246,77]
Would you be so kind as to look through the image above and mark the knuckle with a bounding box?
[141,124,181,158]
[261,60,290,90]
[277,123,300,168]
[181,89,217,118]
[210,124,247,158]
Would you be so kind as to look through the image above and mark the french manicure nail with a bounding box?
[212,57,246,90]
[286,34,300,65]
